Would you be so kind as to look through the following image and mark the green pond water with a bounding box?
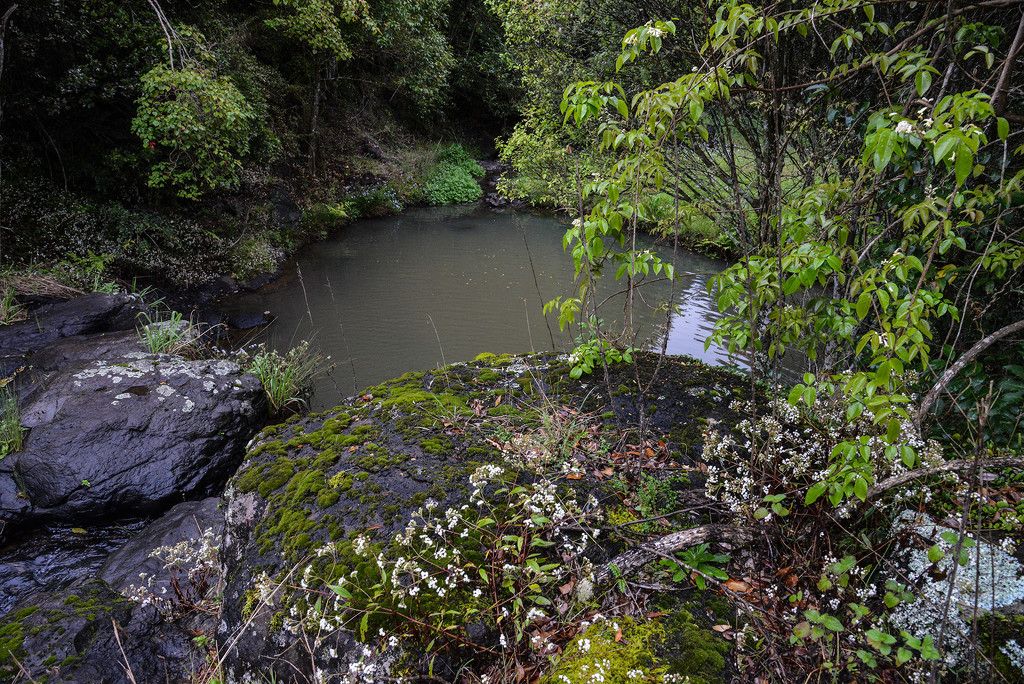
[217,205,764,411]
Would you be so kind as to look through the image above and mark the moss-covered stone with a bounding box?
[976,614,1024,683]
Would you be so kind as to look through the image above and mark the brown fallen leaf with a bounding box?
[559,581,575,595]
[712,624,732,632]
[566,473,582,480]
[601,467,614,476]
[614,628,623,642]
[723,579,751,593]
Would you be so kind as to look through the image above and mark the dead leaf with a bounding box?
[494,395,502,406]
[614,628,623,642]
[712,624,732,632]
[593,470,604,480]
[601,467,614,477]
[559,581,575,595]
[566,473,582,480]
[723,579,750,593]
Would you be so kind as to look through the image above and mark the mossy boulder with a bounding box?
[0,579,200,683]
[217,352,751,682]
[540,605,732,684]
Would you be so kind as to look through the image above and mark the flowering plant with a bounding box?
[319,465,601,672]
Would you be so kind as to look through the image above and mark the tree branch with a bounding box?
[916,317,1024,424]
[867,456,1024,500]
[593,524,758,584]
[991,6,1024,116]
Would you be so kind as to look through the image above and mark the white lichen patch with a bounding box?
[156,385,176,397]
[203,381,215,392]
[115,393,132,400]
[182,399,195,413]
[888,511,1024,667]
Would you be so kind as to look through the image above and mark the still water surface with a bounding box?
[217,205,746,412]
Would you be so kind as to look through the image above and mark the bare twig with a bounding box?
[111,618,139,684]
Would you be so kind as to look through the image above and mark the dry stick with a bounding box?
[517,214,556,349]
[866,456,1024,500]
[592,524,759,584]
[916,317,1024,425]
[111,618,139,684]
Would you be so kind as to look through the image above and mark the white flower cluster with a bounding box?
[122,527,221,615]
[703,384,946,520]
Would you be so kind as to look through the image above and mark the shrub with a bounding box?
[300,202,351,237]
[425,163,482,205]
[230,234,283,282]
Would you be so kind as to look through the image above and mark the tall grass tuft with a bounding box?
[137,310,198,356]
[245,340,329,415]
[0,382,24,457]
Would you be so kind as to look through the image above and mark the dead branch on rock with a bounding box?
[866,456,1024,500]
[593,524,759,584]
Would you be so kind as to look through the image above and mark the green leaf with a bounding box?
[927,544,944,563]
[955,142,973,185]
[886,417,901,444]
[854,477,868,502]
[823,615,844,632]
[915,70,932,96]
[806,482,827,505]
[856,292,871,320]
[997,117,1009,141]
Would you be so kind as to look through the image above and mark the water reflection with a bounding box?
[217,206,750,411]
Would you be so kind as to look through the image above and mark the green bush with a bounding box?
[425,163,483,205]
[230,235,283,281]
[300,203,351,238]
[438,144,485,178]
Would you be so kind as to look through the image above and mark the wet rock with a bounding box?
[99,497,224,596]
[0,353,265,538]
[0,521,145,616]
[0,579,201,683]
[0,292,149,377]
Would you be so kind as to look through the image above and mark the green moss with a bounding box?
[476,369,501,383]
[237,457,297,497]
[0,606,40,673]
[540,617,660,684]
[317,488,341,508]
[420,437,452,455]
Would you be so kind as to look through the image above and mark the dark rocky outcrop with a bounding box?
[0,579,202,683]
[0,350,265,539]
[0,293,149,378]
[99,497,225,596]
[216,352,750,683]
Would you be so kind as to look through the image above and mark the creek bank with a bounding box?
[217,351,752,682]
